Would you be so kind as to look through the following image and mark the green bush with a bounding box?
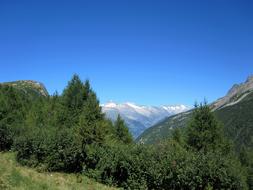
[81,140,248,189]
[0,85,30,151]
[0,123,12,151]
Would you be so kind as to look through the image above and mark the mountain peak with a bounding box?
[103,101,118,108]
[226,75,253,96]
[212,75,253,110]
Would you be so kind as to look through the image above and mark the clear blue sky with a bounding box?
[0,0,252,106]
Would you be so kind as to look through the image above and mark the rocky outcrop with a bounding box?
[211,75,253,110]
[2,80,49,97]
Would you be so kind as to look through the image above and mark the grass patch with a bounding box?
[0,152,117,190]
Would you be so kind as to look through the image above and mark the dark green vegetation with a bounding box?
[137,92,253,189]
[137,111,192,145]
[215,91,253,152]
[0,75,250,189]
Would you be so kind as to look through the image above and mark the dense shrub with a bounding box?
[0,85,31,151]
[0,123,12,151]
[81,140,248,189]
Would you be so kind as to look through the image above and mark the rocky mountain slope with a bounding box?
[137,75,253,150]
[102,102,189,138]
[2,80,49,97]
[211,75,253,110]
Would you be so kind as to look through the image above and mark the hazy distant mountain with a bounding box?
[137,75,253,151]
[101,102,189,138]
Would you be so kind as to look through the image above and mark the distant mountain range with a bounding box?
[101,102,189,138]
[137,75,253,152]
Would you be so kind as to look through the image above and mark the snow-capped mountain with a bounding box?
[101,102,190,138]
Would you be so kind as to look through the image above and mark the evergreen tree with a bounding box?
[62,74,87,109]
[61,75,89,126]
[81,91,104,125]
[186,101,225,152]
[172,128,184,145]
[77,91,105,146]
[84,79,91,97]
[47,92,61,127]
[25,97,47,128]
[114,115,133,144]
